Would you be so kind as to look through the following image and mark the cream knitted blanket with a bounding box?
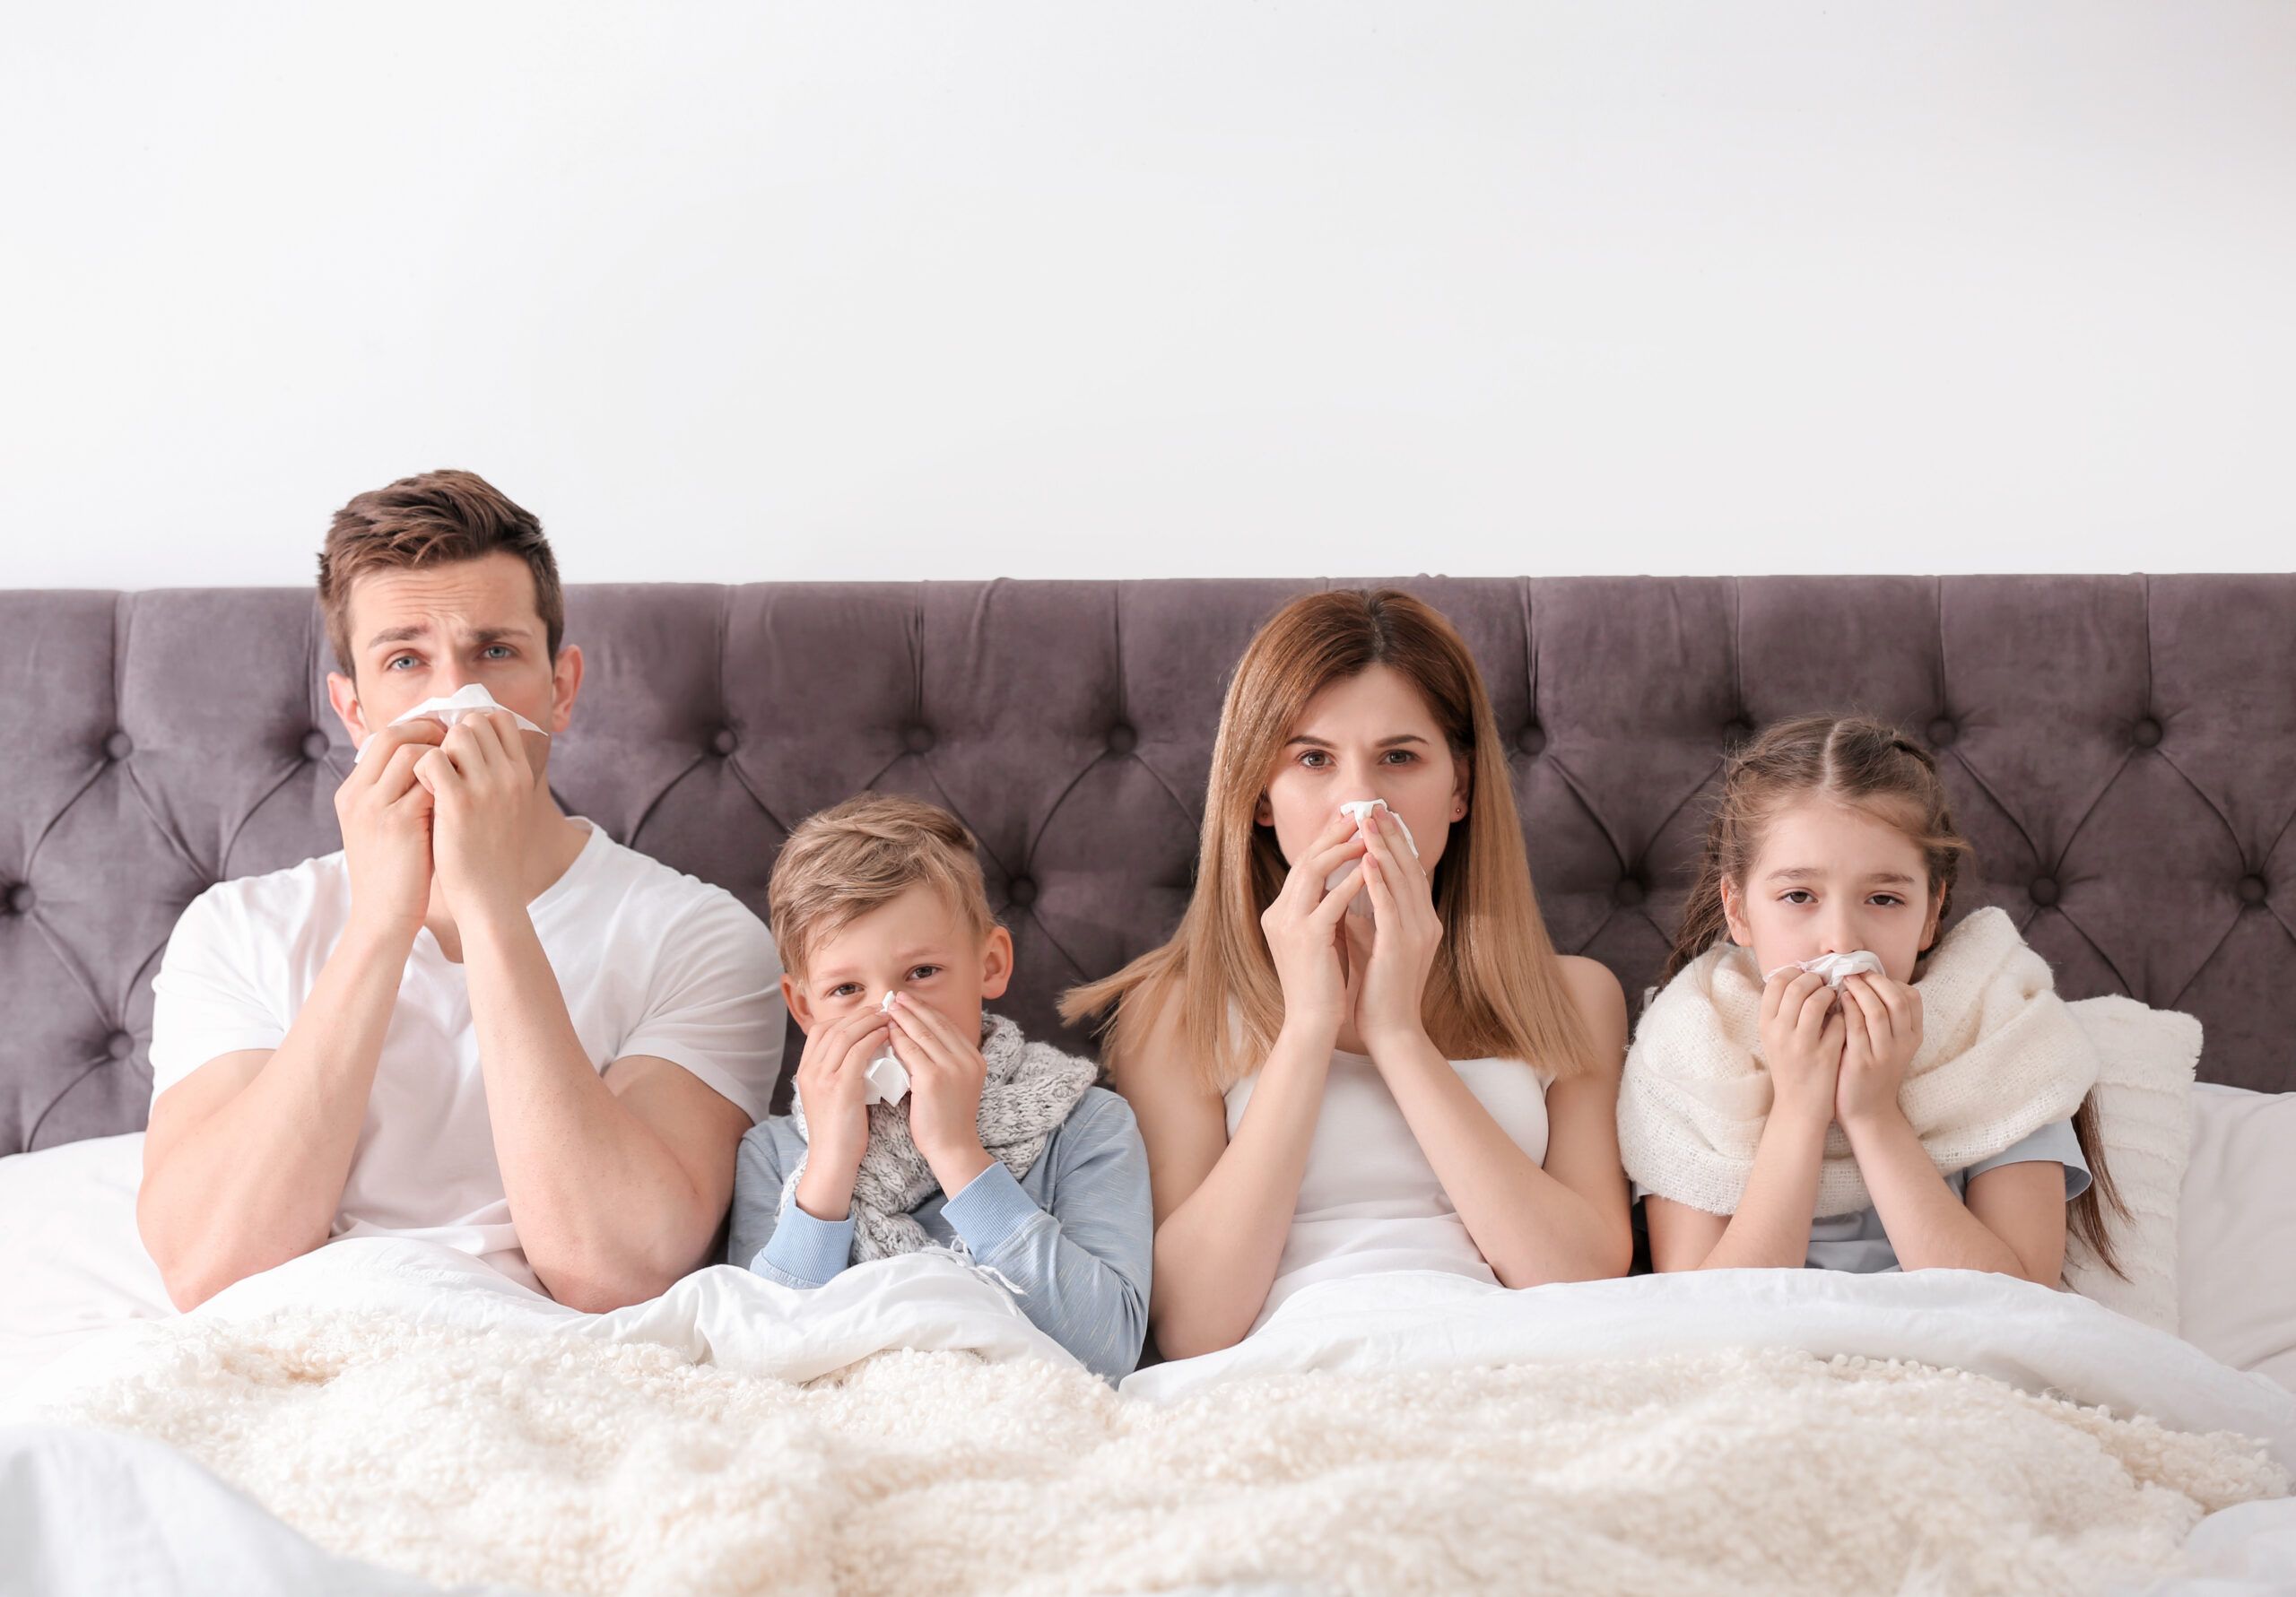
[1619,907,2100,1219]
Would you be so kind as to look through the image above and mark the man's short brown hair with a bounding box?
[317,469,563,675]
[769,794,996,979]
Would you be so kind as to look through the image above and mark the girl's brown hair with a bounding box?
[1668,712,2126,1279]
[1060,588,1601,1093]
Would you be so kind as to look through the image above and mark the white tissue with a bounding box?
[1324,799,1422,916]
[1763,950,1886,988]
[352,683,550,766]
[863,990,910,1107]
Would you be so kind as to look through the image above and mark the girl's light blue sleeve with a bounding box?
[1965,1116,2092,1199]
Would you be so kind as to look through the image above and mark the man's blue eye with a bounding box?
[483,647,512,660]
[386,656,417,671]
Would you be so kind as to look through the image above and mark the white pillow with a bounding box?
[0,1132,174,1395]
[2179,1081,2296,1393]
[2061,995,2197,1333]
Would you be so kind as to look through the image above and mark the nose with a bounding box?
[1817,903,1860,955]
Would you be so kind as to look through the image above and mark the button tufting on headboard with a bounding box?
[3,574,2291,1153]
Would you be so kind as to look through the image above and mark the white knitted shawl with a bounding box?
[1618,907,2100,1219]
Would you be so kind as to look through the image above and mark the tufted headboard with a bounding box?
[4,576,2291,1155]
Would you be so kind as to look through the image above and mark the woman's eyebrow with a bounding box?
[1284,733,1431,748]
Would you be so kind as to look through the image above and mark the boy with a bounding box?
[728,794,1151,1380]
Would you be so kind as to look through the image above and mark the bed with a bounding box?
[2,575,2292,1595]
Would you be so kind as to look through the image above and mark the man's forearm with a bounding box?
[138,922,410,1307]
[458,907,721,1310]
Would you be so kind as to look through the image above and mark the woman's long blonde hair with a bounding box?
[1061,588,1600,1091]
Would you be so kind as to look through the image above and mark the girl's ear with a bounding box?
[1451,755,1471,822]
[979,925,1015,1001]
[1919,890,1945,954]
[1254,791,1274,827]
[782,973,815,1033]
[1720,877,1753,948]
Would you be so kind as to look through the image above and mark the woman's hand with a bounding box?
[1259,811,1369,1037]
[1835,972,1922,1133]
[1759,969,1845,1128]
[1352,807,1442,1054]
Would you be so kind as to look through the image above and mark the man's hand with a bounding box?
[888,994,995,1197]
[789,1005,891,1221]
[416,711,539,922]
[337,718,446,937]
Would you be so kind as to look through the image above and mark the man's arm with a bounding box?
[457,912,756,1310]
[136,724,443,1309]
[424,712,778,1310]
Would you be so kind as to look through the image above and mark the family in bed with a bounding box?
[133,469,2125,1383]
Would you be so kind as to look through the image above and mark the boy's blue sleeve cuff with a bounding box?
[941,1159,1042,1259]
[755,1202,857,1287]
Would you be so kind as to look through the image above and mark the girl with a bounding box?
[1622,713,2125,1281]
[1063,589,1631,1358]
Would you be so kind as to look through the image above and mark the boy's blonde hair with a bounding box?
[769,794,996,979]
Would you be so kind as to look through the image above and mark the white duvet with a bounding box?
[4,1237,2293,1597]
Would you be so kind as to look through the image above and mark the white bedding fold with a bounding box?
[1123,1265,2296,1470]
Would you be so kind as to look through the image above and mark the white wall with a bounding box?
[3,2,2290,587]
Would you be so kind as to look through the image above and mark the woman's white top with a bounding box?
[1224,1046,1553,1332]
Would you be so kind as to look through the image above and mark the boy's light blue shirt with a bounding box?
[727,1084,1152,1381]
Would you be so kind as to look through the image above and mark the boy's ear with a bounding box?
[979,925,1015,1002]
[781,973,815,1033]
[327,671,370,749]
[1720,877,1753,948]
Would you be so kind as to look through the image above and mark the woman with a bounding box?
[1064,588,1631,1358]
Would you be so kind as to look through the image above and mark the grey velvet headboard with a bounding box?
[4,576,2290,1155]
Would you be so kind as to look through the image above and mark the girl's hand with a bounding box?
[887,994,995,1195]
[791,1006,887,1219]
[1759,969,1845,1127]
[1259,811,1370,1036]
[1835,972,1922,1132]
[1352,807,1442,1054]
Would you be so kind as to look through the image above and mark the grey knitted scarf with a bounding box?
[778,1012,1100,1263]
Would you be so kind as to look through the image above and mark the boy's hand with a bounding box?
[790,1005,887,1220]
[887,994,995,1197]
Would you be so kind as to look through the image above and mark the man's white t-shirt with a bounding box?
[148,820,786,1292]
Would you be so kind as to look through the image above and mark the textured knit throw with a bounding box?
[779,1012,1100,1262]
[1618,907,2100,1219]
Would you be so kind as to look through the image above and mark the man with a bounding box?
[136,470,783,1311]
